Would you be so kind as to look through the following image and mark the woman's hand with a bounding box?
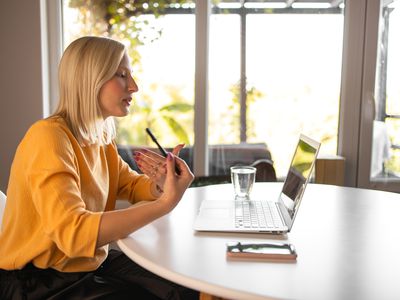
[97,150,194,247]
[157,152,194,213]
[134,144,185,195]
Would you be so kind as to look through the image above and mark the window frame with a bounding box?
[44,0,400,192]
[356,0,400,192]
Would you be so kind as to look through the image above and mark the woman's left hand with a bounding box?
[134,144,185,193]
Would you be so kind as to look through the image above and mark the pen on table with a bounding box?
[145,128,181,175]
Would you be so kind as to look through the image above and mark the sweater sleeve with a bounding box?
[25,122,101,258]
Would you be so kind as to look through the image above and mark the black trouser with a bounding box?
[0,250,199,300]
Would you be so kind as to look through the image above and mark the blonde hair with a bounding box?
[53,36,126,145]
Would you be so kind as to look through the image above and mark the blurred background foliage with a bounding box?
[228,81,263,143]
[68,0,194,64]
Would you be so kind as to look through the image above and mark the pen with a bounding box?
[145,128,181,175]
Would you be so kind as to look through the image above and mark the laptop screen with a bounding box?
[277,134,320,231]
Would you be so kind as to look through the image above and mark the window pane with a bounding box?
[62,1,195,175]
[62,1,195,149]
[372,0,400,179]
[247,13,343,178]
[209,14,240,145]
[209,4,344,178]
[117,15,195,148]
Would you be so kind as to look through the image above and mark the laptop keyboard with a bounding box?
[235,201,284,229]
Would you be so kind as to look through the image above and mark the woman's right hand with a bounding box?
[157,152,194,213]
[97,151,194,248]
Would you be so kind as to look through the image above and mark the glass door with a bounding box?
[358,0,400,192]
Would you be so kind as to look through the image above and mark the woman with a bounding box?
[0,36,197,299]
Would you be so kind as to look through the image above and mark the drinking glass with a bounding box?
[230,166,256,199]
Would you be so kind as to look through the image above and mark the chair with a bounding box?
[190,174,231,187]
[0,190,6,229]
[191,159,277,187]
[251,158,277,182]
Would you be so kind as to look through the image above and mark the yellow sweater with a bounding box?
[0,117,156,272]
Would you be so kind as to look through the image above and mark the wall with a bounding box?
[0,1,44,192]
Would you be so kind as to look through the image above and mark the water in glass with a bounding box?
[231,166,256,199]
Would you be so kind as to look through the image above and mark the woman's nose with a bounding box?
[128,75,139,93]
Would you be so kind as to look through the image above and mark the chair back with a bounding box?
[191,174,231,187]
[0,190,6,229]
[251,159,277,182]
[190,159,277,187]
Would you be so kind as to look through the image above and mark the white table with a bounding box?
[117,183,400,300]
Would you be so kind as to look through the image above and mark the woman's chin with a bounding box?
[115,108,131,117]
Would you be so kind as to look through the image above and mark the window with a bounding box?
[372,0,400,178]
[41,0,397,191]
[353,0,400,192]
[62,0,345,180]
[208,1,344,177]
[63,1,195,149]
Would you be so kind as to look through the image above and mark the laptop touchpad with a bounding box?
[201,208,230,218]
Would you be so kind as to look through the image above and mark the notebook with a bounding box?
[193,134,321,234]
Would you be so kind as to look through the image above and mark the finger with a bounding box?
[165,152,176,178]
[174,156,191,172]
[139,163,165,186]
[134,152,165,172]
[172,143,185,156]
[140,148,166,161]
[168,155,194,186]
[137,162,154,176]
[135,158,158,177]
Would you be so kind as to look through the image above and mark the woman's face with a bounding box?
[98,53,138,119]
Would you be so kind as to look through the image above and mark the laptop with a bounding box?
[193,134,321,234]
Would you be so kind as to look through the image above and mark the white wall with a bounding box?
[0,1,44,192]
